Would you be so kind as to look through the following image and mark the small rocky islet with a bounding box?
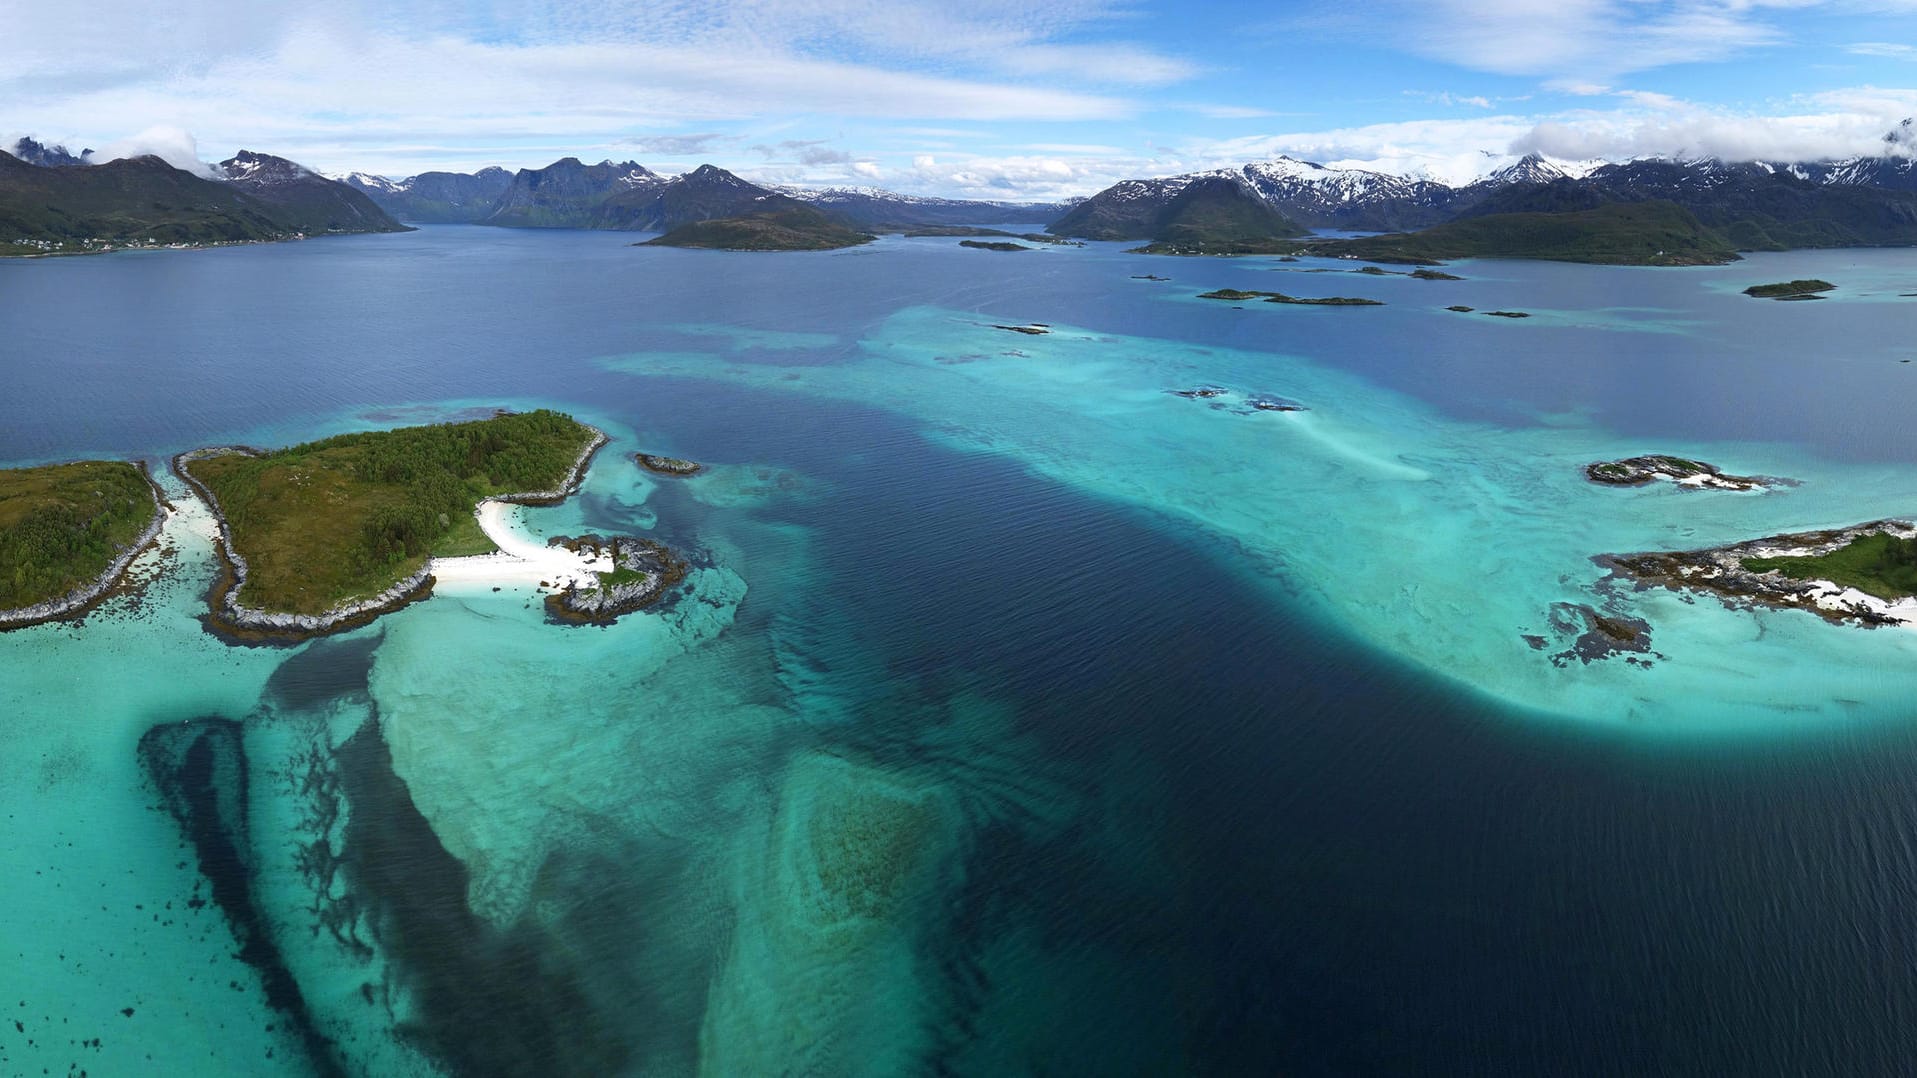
[637,453,702,476]
[1584,455,1774,491]
[543,535,688,624]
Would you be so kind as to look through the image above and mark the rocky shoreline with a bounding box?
[174,425,609,644]
[0,462,170,631]
[543,535,689,624]
[1601,520,1917,628]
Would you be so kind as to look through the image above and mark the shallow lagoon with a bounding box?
[5,229,1917,1074]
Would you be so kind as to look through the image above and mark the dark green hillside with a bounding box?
[639,205,875,250]
[0,152,288,251]
[0,461,158,609]
[1465,162,1917,251]
[1132,178,1308,254]
[1300,201,1739,266]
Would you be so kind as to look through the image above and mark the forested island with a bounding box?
[0,460,166,628]
[639,205,875,251]
[1199,288,1383,306]
[1744,279,1836,300]
[175,410,631,639]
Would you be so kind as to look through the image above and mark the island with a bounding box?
[1483,310,1531,318]
[637,453,702,476]
[0,460,166,629]
[904,227,1080,246]
[958,240,1031,252]
[1743,279,1835,300]
[1585,455,1771,491]
[637,205,875,251]
[1603,521,1917,628]
[1198,288,1383,306]
[173,409,679,641]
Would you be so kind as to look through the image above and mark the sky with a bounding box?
[5,0,1917,199]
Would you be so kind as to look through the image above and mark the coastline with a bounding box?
[1604,519,1917,630]
[174,424,609,644]
[0,227,415,261]
[0,461,171,631]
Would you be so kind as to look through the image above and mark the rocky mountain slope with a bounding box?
[218,151,406,235]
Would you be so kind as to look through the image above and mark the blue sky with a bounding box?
[6,0,1917,198]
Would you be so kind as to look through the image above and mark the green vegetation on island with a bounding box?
[1743,279,1835,300]
[1198,288,1383,306]
[1743,532,1917,601]
[958,239,1031,251]
[1290,201,1741,266]
[185,410,597,615]
[639,205,875,251]
[0,460,160,613]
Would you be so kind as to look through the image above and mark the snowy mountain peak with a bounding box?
[1483,153,1566,186]
[220,150,314,185]
[331,170,402,194]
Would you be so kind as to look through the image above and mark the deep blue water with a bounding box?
[5,227,1917,1075]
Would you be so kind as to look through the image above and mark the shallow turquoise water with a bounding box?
[5,229,1917,1074]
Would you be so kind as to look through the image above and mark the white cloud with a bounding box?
[87,125,222,177]
[1512,94,1910,162]
[1297,0,1806,84]
[1850,42,1917,59]
[2,1,1175,176]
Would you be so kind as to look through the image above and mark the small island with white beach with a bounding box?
[172,409,683,642]
[1604,520,1917,628]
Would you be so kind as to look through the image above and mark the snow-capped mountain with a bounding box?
[1238,157,1462,230]
[777,184,1060,227]
[219,149,317,185]
[216,151,404,233]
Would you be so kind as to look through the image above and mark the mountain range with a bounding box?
[1,143,406,254]
[1051,121,1917,257]
[339,157,1061,231]
[10,123,1917,262]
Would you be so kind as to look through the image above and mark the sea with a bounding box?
[3,226,1917,1076]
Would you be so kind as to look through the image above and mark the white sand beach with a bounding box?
[428,500,612,592]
